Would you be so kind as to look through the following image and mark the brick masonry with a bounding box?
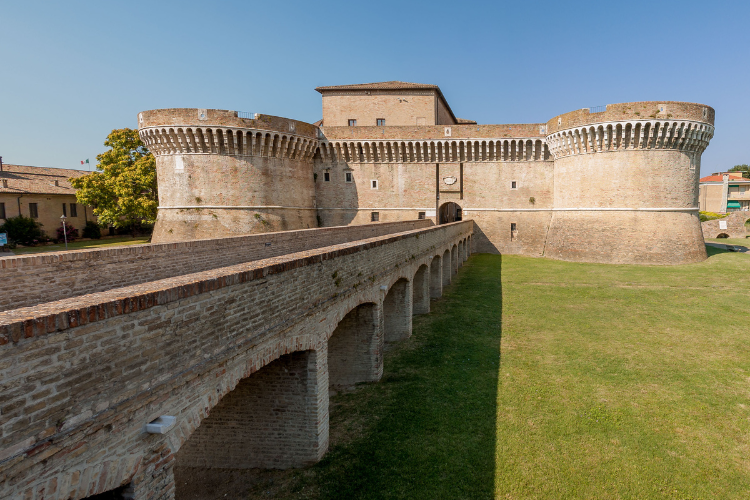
[701,211,749,239]
[0,219,431,312]
[0,221,472,499]
[138,95,714,265]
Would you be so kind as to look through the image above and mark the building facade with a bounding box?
[699,171,750,213]
[138,81,715,265]
[0,165,93,238]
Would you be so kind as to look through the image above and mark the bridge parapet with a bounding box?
[0,220,432,312]
[0,221,472,500]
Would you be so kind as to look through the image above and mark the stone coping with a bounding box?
[0,220,432,269]
[546,101,715,134]
[138,108,319,138]
[322,123,546,140]
[0,221,472,345]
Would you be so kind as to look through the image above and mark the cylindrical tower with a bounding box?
[138,109,320,243]
[544,101,714,264]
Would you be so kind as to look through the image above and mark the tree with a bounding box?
[71,128,157,234]
[728,164,750,179]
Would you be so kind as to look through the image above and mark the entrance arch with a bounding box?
[439,202,462,224]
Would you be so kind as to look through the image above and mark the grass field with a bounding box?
[176,250,750,499]
[8,236,150,254]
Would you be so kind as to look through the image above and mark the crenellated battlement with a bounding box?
[139,125,321,161]
[319,137,551,163]
[546,119,714,159]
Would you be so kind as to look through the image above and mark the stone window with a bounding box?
[0,202,5,219]
[511,223,518,241]
[377,118,386,126]
[371,180,378,189]
[348,119,357,127]
[345,172,353,183]
[70,203,77,217]
[418,211,425,220]
[511,181,517,189]
[371,212,379,222]
[62,203,67,217]
[29,203,38,219]
[324,172,330,182]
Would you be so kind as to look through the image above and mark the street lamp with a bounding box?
[60,214,68,250]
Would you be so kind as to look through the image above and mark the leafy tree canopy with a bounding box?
[71,128,157,231]
[728,164,750,178]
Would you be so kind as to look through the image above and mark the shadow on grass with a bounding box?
[173,255,502,500]
[706,245,731,257]
[308,254,502,499]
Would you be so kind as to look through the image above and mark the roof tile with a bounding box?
[0,165,90,195]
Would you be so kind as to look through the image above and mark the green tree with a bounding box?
[728,164,750,178]
[71,128,157,234]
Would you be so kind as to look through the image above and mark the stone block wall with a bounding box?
[0,219,432,311]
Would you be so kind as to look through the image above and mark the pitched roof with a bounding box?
[315,81,440,92]
[700,175,725,182]
[700,174,750,183]
[0,164,90,195]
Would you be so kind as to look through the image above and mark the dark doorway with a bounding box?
[439,202,462,224]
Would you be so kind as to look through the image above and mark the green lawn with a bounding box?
[8,236,150,254]
[179,250,750,499]
[495,252,750,499]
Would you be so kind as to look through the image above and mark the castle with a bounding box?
[138,81,715,265]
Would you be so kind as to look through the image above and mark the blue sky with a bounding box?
[1,0,748,176]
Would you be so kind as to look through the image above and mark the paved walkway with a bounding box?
[705,242,749,254]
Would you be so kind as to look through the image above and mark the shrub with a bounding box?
[0,215,44,246]
[699,211,728,222]
[82,221,102,239]
[56,224,79,242]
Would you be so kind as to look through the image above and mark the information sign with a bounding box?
[719,220,728,230]
[0,233,7,246]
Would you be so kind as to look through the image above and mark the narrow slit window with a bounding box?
[324,172,330,182]
[371,180,378,189]
[348,119,357,127]
[511,181,517,189]
[0,202,5,219]
[345,172,353,183]
[371,212,379,222]
[29,203,39,218]
[510,222,518,241]
[62,203,67,217]
[70,203,77,217]
[418,211,426,220]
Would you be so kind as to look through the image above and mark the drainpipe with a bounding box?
[17,196,22,216]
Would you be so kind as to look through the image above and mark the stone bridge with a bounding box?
[0,220,473,499]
